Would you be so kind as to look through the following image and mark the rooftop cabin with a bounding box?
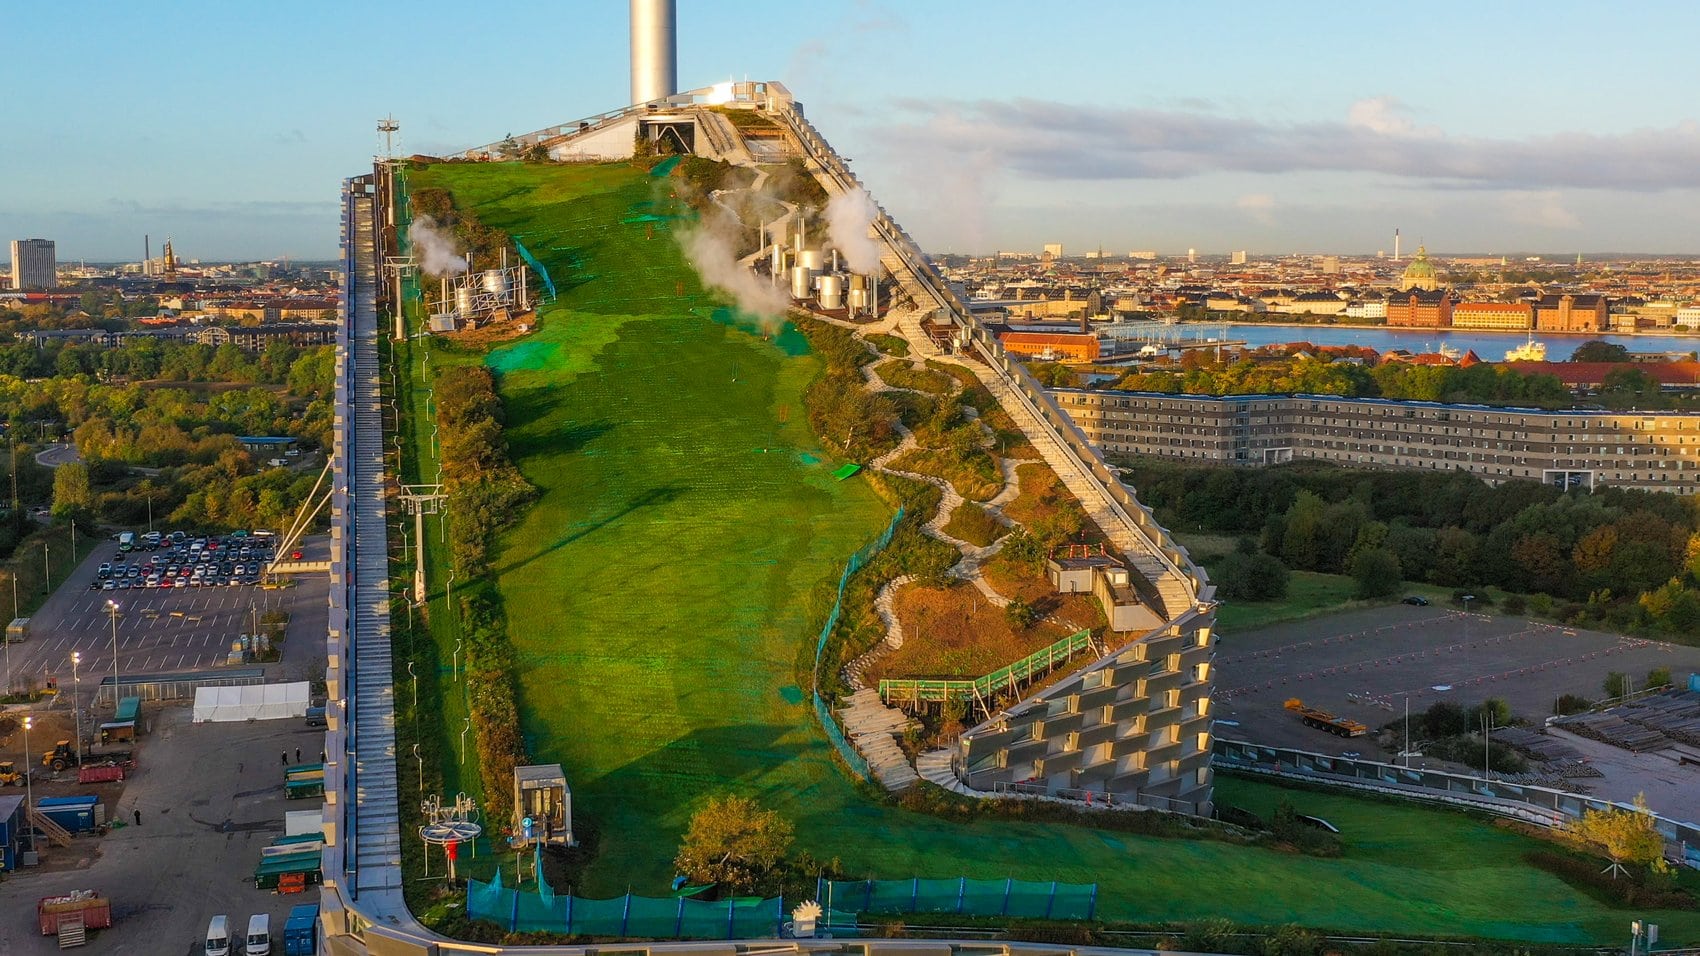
[513,764,573,847]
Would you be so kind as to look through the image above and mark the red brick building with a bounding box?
[1386,290,1453,328]
[999,331,1101,363]
[1535,294,1607,332]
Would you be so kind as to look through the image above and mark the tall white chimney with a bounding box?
[630,0,677,106]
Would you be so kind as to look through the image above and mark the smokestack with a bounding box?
[1394,229,1401,263]
[629,0,677,106]
[144,234,151,276]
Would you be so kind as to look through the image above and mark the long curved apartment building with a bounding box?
[1052,388,1700,493]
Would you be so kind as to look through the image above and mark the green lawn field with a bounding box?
[399,161,1700,945]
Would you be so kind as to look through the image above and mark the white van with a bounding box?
[204,915,230,956]
[245,913,271,956]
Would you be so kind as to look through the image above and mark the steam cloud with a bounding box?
[408,215,468,277]
[825,188,882,275]
[678,217,789,324]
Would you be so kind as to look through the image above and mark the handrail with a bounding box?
[879,630,1092,703]
[767,103,1203,606]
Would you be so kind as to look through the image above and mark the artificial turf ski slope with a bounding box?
[404,161,1700,944]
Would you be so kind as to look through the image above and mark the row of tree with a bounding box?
[1128,460,1700,636]
[434,365,537,576]
[1107,354,1575,407]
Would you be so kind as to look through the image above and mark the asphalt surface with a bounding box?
[1214,603,1700,819]
[0,703,329,955]
[2,536,330,692]
[32,442,81,470]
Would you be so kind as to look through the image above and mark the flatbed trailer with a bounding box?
[1284,698,1369,737]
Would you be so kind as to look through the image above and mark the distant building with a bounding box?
[1230,250,1247,265]
[1398,245,1442,291]
[1535,294,1607,333]
[999,331,1101,363]
[1386,289,1453,328]
[1452,301,1533,331]
[1346,298,1387,320]
[10,239,57,290]
[1053,388,1700,494]
[1320,256,1340,275]
[1042,243,1063,262]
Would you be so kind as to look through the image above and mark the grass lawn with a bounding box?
[399,160,1700,946]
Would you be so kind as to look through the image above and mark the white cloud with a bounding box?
[1501,190,1582,230]
[876,99,1700,192]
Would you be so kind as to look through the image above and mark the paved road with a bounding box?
[32,442,80,470]
[0,703,329,955]
[2,537,330,694]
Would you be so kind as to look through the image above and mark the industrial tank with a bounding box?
[481,270,509,294]
[454,287,474,315]
[789,265,814,300]
[797,249,824,271]
[847,274,871,311]
[817,274,845,310]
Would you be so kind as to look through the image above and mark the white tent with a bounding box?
[192,682,311,723]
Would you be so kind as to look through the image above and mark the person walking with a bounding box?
[133,808,141,826]
[281,752,288,766]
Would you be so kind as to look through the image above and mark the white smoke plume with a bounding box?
[678,218,790,325]
[408,215,469,277]
[825,187,882,275]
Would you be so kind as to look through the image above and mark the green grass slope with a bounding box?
[399,161,1700,945]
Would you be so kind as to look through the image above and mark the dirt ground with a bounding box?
[874,580,1089,681]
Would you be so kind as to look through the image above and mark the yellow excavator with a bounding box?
[0,758,27,786]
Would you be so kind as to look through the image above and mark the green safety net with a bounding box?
[831,463,862,480]
[467,878,784,939]
[817,876,1097,920]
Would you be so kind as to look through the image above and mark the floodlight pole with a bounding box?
[22,716,34,852]
[1403,696,1410,769]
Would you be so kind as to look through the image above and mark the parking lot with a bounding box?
[4,535,329,690]
[1214,604,1700,817]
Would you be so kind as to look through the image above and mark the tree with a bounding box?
[1214,551,1290,602]
[1571,340,1630,363]
[673,794,794,893]
[1004,597,1039,630]
[1602,671,1630,699]
[1565,793,1667,878]
[51,460,92,517]
[1349,547,1402,599]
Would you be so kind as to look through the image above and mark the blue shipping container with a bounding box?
[36,796,100,833]
[284,903,318,956]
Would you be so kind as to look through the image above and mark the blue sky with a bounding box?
[5,1,1699,260]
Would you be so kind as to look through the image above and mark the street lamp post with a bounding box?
[70,652,82,765]
[459,717,471,767]
[106,601,120,707]
[22,716,34,852]
[41,541,49,593]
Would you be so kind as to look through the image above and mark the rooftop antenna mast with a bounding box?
[378,115,401,159]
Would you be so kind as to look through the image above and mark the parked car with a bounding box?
[1401,595,1430,606]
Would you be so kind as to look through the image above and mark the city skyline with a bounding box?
[5,1,1700,259]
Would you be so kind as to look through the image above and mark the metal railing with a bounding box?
[766,103,1206,609]
[879,630,1092,705]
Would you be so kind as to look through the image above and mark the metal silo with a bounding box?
[790,265,814,300]
[818,274,845,310]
